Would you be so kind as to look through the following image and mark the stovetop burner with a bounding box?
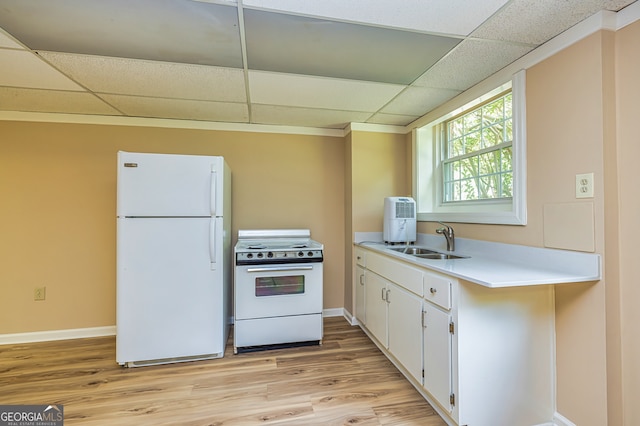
[235,229,323,265]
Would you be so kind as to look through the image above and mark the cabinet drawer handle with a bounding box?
[430,287,437,294]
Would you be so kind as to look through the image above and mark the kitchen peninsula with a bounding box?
[353,233,600,426]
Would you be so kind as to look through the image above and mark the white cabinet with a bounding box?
[364,271,423,383]
[354,244,556,426]
[364,270,388,346]
[454,282,554,426]
[387,281,423,382]
[422,281,453,414]
[362,251,424,384]
[366,251,423,297]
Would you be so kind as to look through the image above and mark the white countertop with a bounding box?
[355,233,601,288]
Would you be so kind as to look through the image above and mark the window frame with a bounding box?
[413,71,527,225]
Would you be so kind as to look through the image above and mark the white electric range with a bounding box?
[233,229,324,353]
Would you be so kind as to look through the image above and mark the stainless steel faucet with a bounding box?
[436,221,455,251]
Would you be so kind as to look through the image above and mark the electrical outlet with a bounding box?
[34,286,46,301]
[576,173,594,198]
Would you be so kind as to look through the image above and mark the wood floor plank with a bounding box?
[0,317,446,425]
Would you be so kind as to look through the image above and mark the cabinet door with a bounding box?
[388,282,423,382]
[423,303,453,413]
[355,265,366,324]
[364,271,388,346]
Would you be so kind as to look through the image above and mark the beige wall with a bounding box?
[349,130,410,233]
[528,31,610,426]
[0,121,345,333]
[345,130,410,314]
[413,27,640,425]
[615,19,640,426]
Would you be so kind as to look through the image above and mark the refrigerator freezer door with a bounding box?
[117,151,225,217]
[116,217,225,364]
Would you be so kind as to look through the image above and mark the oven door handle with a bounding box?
[246,265,314,273]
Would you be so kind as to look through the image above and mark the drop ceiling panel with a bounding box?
[249,71,405,112]
[0,87,122,115]
[244,9,461,84]
[0,29,23,49]
[39,52,247,102]
[0,0,242,67]
[412,39,534,91]
[243,0,512,35]
[251,104,372,128]
[0,50,84,91]
[98,94,249,122]
[472,0,634,44]
[382,87,463,116]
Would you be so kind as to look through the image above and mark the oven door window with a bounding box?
[255,275,304,297]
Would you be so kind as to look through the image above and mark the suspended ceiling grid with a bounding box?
[0,0,635,129]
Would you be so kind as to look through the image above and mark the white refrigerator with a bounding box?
[116,151,231,367]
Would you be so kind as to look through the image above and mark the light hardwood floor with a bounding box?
[0,317,446,425]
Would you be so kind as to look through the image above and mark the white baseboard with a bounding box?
[322,308,344,318]
[553,412,576,426]
[0,326,116,345]
[324,307,361,326]
[530,412,574,426]
[1,309,356,346]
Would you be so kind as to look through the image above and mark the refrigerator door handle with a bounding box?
[209,219,216,270]
[210,169,217,216]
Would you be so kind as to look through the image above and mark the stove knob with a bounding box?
[247,253,253,259]
[298,251,304,257]
[267,252,274,258]
[257,253,263,258]
[308,251,314,257]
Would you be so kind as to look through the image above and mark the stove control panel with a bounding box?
[236,250,323,265]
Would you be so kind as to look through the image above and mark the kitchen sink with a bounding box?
[390,246,468,260]
[415,253,466,260]
[391,247,438,255]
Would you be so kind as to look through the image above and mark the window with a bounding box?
[414,71,526,225]
[443,91,512,202]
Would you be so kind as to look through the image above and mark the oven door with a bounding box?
[234,263,323,320]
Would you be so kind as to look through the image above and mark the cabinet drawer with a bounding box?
[355,248,366,267]
[367,251,423,296]
[424,271,452,309]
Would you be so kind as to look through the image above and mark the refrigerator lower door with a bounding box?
[116,217,226,366]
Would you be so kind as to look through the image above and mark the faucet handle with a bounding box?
[436,221,453,233]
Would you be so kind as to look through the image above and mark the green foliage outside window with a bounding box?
[443,92,513,202]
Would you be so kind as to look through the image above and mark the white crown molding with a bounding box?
[0,110,345,137]
[346,122,407,135]
[617,0,640,29]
